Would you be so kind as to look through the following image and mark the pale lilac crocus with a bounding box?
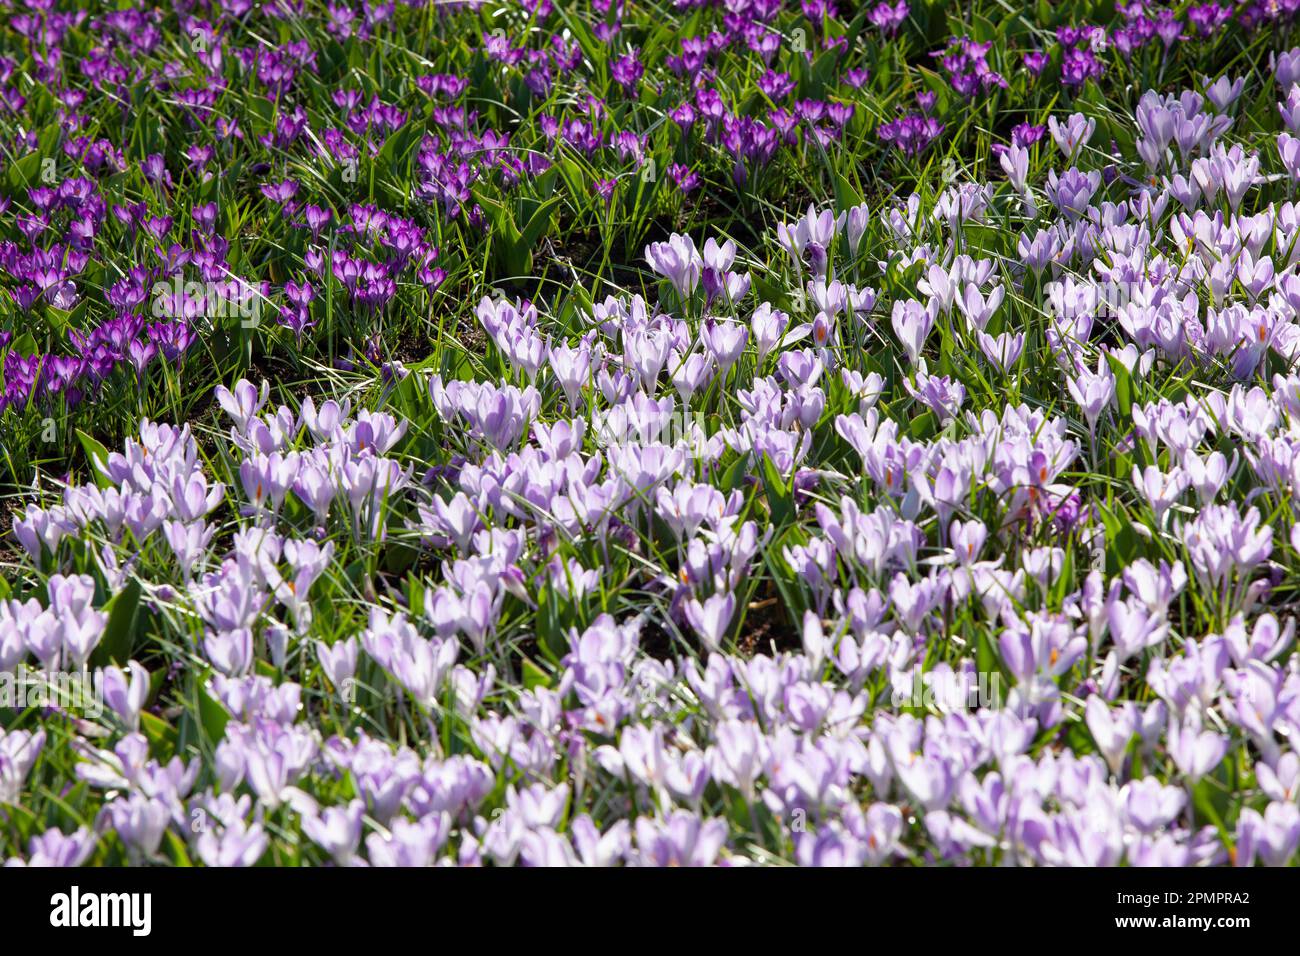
[1066,360,1116,434]
[645,233,702,299]
[683,593,736,653]
[977,331,1024,373]
[890,298,937,365]
[701,320,748,375]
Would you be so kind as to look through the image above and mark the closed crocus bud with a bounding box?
[1065,360,1115,433]
[890,297,937,366]
[214,737,247,793]
[845,203,869,258]
[711,719,767,799]
[702,320,748,375]
[98,661,150,730]
[998,142,1030,193]
[750,302,791,362]
[101,794,170,860]
[801,611,827,673]
[1086,694,1138,775]
[804,241,828,278]
[0,729,45,805]
[547,341,591,410]
[264,623,290,671]
[669,350,713,404]
[1279,131,1300,182]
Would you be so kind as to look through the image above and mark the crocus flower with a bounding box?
[683,593,736,653]
[890,298,937,365]
[645,234,702,299]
